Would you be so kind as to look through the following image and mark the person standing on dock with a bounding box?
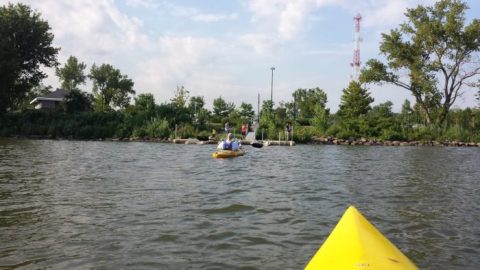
[241,123,247,139]
[224,121,230,134]
[285,123,292,141]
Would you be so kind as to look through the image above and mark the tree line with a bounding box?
[1,1,479,143]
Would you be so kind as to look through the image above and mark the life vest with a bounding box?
[223,141,233,150]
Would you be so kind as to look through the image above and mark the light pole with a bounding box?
[270,67,275,107]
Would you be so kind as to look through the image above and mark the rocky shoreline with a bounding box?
[309,136,480,147]
[4,135,480,147]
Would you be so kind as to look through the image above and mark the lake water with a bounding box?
[0,138,479,269]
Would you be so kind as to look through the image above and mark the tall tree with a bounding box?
[188,96,205,114]
[476,79,480,108]
[212,97,235,119]
[338,81,374,119]
[89,63,135,112]
[188,96,205,125]
[400,99,413,130]
[56,55,86,91]
[0,3,59,112]
[134,93,156,112]
[292,88,328,122]
[238,102,255,121]
[360,0,480,126]
[171,85,189,108]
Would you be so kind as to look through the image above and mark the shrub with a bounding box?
[145,118,170,138]
[379,129,405,141]
[292,126,316,143]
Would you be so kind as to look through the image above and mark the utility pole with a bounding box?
[257,93,260,123]
[270,67,275,109]
[350,13,362,81]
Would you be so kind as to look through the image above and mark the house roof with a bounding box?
[45,89,67,99]
[30,89,67,104]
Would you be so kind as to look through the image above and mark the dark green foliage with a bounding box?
[238,102,255,122]
[291,88,328,122]
[145,117,170,138]
[335,81,374,138]
[0,3,59,112]
[61,89,93,113]
[338,81,373,119]
[212,96,235,122]
[292,126,316,143]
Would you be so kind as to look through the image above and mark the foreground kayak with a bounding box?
[212,149,245,158]
[305,206,418,270]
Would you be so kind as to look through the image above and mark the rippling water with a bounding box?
[0,138,479,269]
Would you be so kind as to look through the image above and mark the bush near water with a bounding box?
[1,106,480,145]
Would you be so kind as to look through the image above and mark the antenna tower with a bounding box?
[351,13,362,81]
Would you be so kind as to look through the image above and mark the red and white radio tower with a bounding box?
[350,13,362,81]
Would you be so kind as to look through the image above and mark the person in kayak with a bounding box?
[217,133,240,150]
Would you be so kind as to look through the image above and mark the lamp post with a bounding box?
[270,67,275,108]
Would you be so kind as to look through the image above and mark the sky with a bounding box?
[5,0,480,112]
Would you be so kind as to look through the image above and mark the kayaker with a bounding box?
[217,133,240,150]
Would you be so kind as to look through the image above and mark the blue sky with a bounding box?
[8,0,480,112]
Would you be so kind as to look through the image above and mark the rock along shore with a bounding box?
[5,135,480,147]
[308,136,480,147]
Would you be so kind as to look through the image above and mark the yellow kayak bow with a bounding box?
[305,206,418,270]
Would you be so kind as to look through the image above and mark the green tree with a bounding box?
[238,102,255,121]
[336,81,373,137]
[212,97,235,120]
[258,100,277,139]
[61,89,93,113]
[56,56,86,91]
[0,3,59,112]
[338,81,374,119]
[89,63,135,112]
[360,0,480,126]
[171,85,189,108]
[400,99,413,134]
[188,96,206,126]
[134,93,156,112]
[260,100,274,118]
[312,106,330,133]
[188,96,205,115]
[291,88,328,124]
[476,79,480,108]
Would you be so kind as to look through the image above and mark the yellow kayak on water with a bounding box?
[305,206,418,270]
[212,149,245,158]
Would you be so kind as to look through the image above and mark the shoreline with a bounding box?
[2,135,480,147]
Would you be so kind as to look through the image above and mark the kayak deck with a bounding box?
[212,149,245,158]
[305,206,418,270]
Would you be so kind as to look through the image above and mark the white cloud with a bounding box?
[246,0,340,40]
[10,0,151,63]
[192,13,238,23]
[161,2,238,23]
[238,34,277,55]
[133,36,229,102]
[124,0,157,9]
